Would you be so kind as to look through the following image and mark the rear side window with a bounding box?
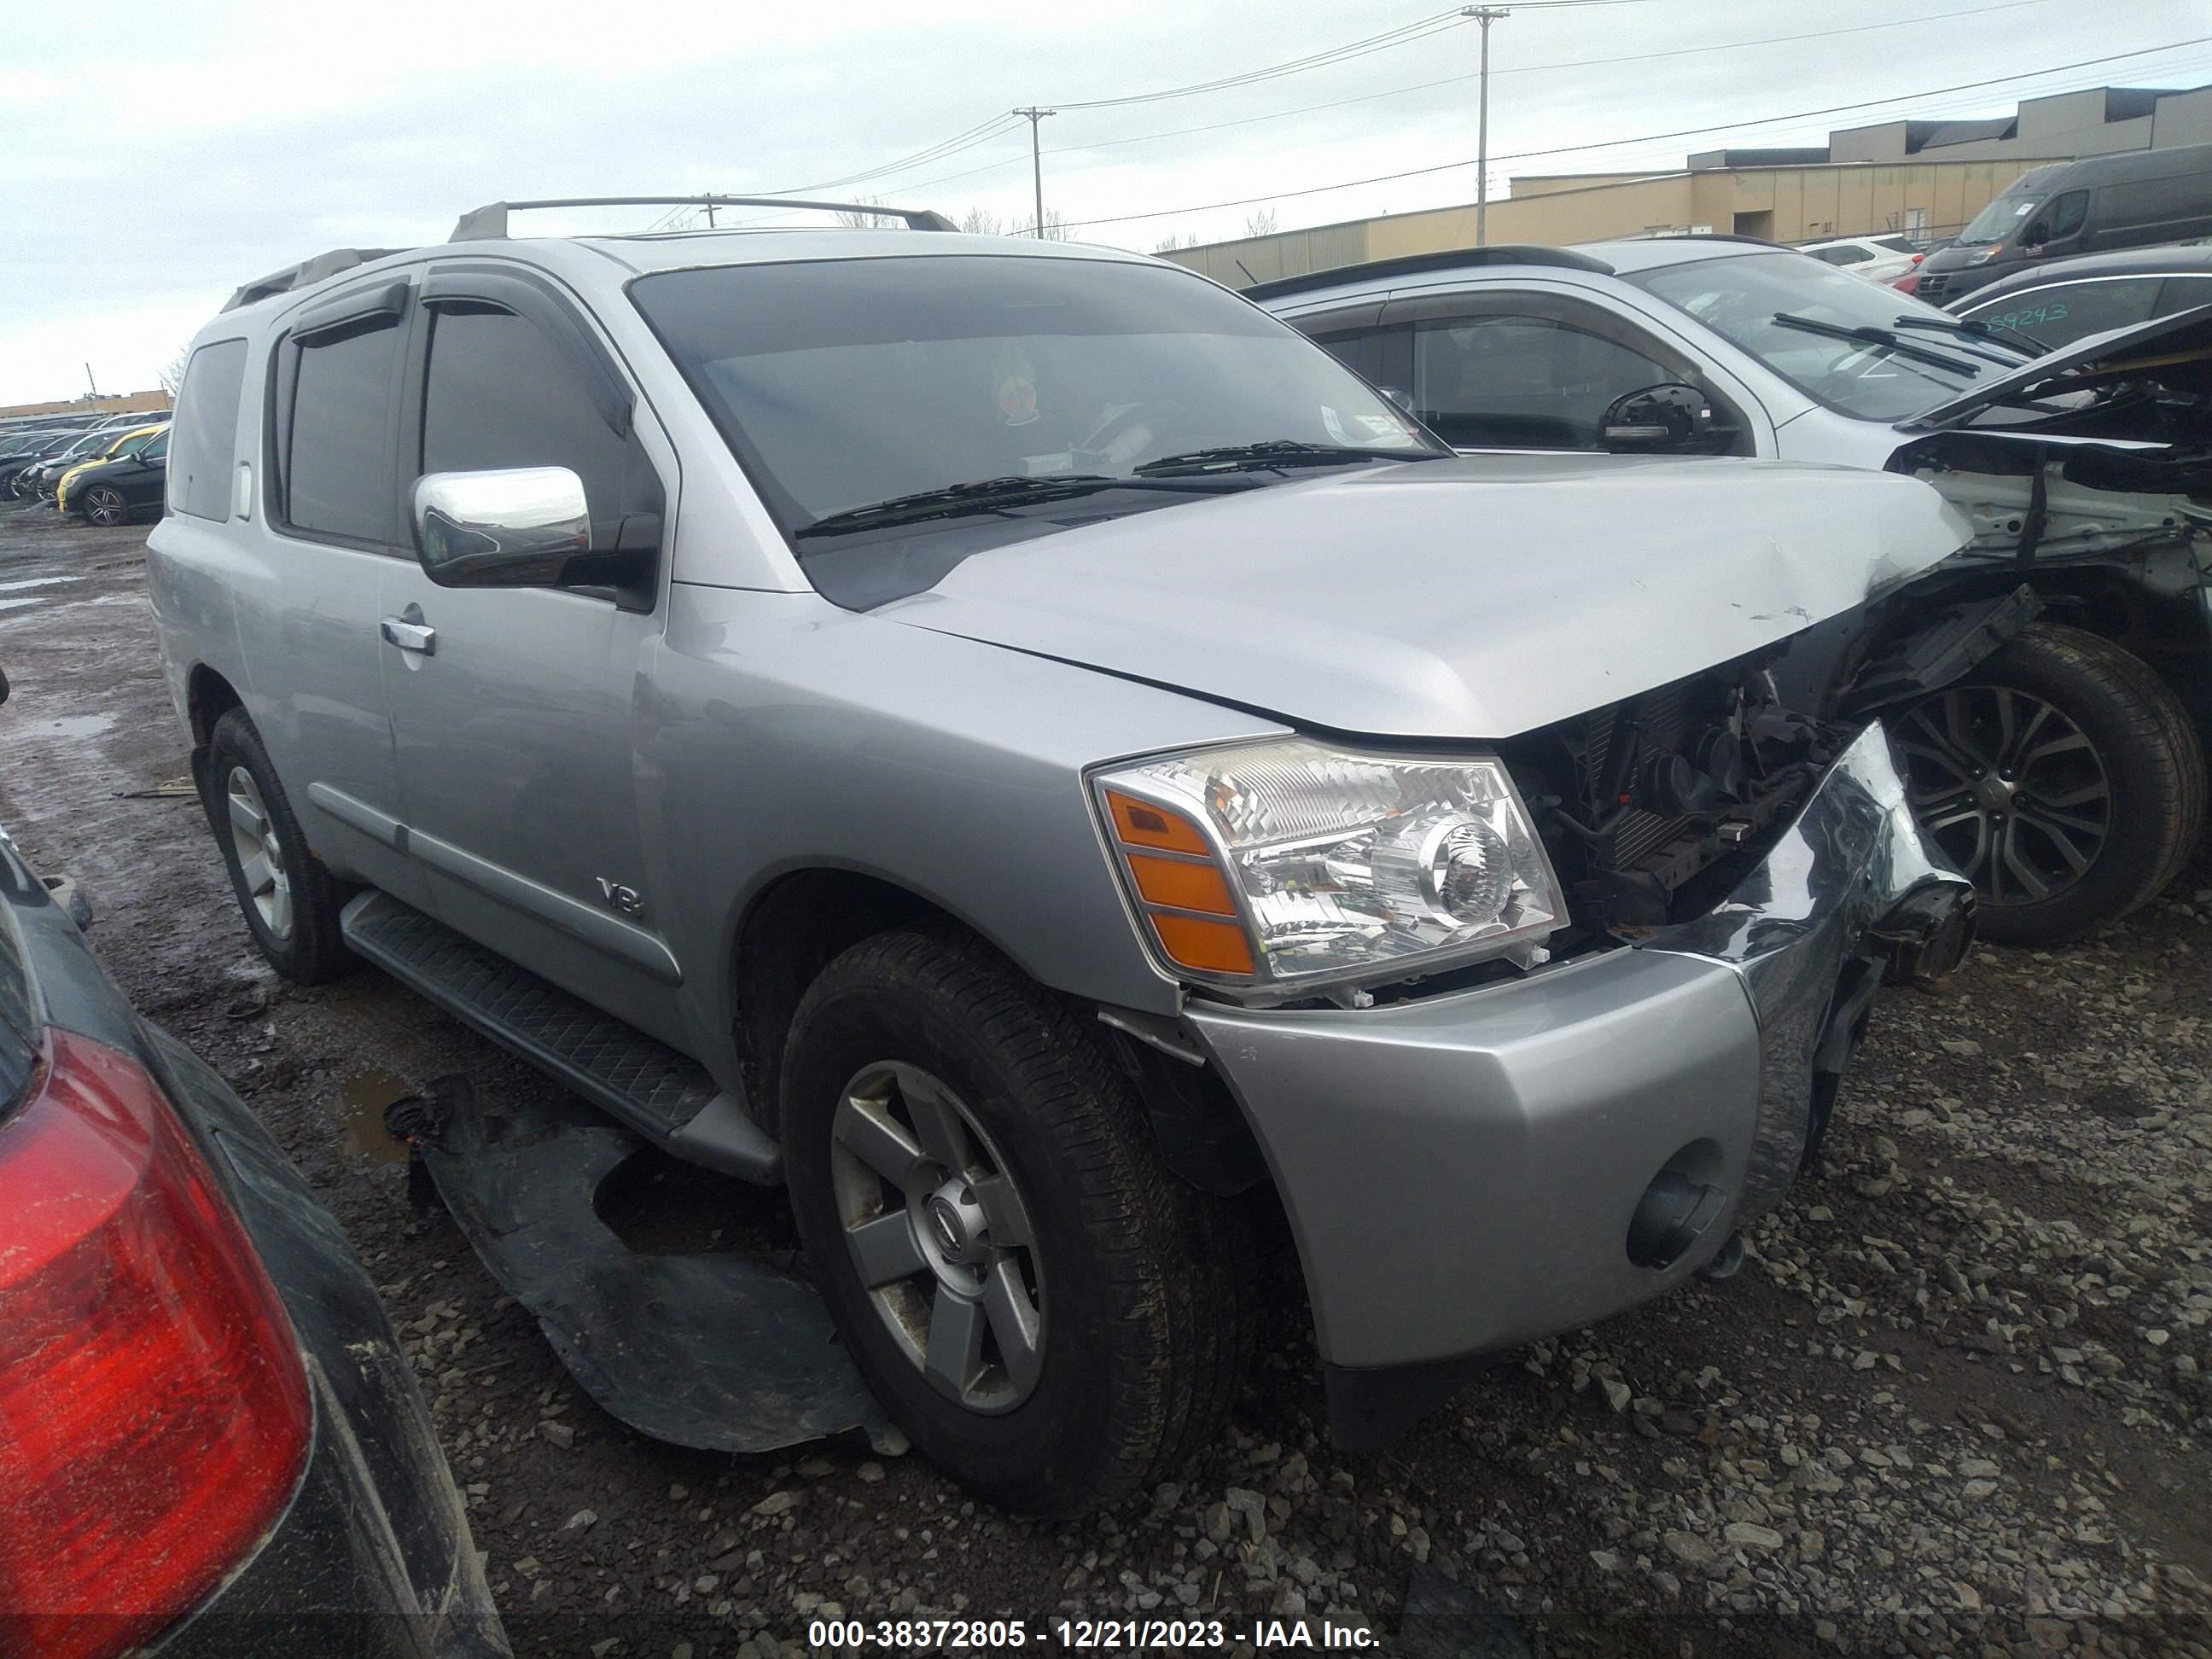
[420,305,636,520]
[167,339,246,521]
[283,320,404,544]
[0,916,34,1120]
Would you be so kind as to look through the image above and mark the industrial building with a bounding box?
[1165,83,2212,288]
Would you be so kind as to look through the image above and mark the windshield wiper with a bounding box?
[1770,311,1981,375]
[794,473,1245,538]
[1890,314,2046,360]
[1133,439,1439,476]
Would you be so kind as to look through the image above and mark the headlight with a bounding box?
[1093,739,1567,997]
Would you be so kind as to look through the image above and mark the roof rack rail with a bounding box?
[451,195,959,241]
[223,247,406,313]
[1239,244,1614,302]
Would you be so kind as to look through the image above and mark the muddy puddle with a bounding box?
[329,1066,416,1163]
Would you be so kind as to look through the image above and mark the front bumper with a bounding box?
[1185,723,1969,1431]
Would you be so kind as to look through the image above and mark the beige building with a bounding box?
[0,389,170,422]
[1167,83,2212,289]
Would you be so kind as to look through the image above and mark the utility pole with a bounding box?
[705,197,718,228]
[84,362,98,399]
[1013,107,1056,236]
[1462,8,1509,246]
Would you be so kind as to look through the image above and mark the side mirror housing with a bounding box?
[1599,382,1732,455]
[2020,221,2049,250]
[412,467,656,595]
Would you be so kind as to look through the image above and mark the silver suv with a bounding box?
[148,197,1974,1516]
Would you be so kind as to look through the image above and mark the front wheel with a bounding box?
[1891,622,2204,945]
[781,930,1254,1516]
[79,484,128,526]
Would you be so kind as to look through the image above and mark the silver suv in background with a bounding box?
[148,197,1972,1515]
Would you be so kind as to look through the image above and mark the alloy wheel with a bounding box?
[828,1061,1045,1414]
[84,486,125,527]
[225,766,294,940]
[1894,686,2111,909]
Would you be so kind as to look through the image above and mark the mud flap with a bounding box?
[399,1078,899,1457]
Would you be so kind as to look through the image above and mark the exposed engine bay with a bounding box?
[1502,654,1843,941]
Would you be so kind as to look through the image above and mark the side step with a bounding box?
[341,891,779,1183]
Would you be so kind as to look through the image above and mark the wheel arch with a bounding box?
[728,864,1269,1197]
[185,663,246,750]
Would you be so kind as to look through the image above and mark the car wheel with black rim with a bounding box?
[781,928,1255,1516]
[1891,622,2203,945]
[207,708,355,983]
[79,484,128,526]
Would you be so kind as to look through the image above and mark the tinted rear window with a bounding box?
[170,338,247,521]
[285,320,403,543]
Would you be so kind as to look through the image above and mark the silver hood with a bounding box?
[880,454,1970,739]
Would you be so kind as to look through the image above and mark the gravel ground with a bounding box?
[2,508,2208,1657]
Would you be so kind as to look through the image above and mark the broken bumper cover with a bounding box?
[1183,722,1970,1448]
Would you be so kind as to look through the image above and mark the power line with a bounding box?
[766,0,2081,211]
[1065,37,2211,229]
[1053,10,1470,110]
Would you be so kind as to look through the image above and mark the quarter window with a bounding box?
[284,319,404,543]
[168,338,247,522]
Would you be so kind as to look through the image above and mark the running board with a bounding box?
[341,891,779,1183]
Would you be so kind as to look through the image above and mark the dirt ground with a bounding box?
[3,508,2209,1658]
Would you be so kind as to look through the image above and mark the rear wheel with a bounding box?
[207,709,354,983]
[1892,623,2203,945]
[79,484,128,526]
[782,929,1254,1516]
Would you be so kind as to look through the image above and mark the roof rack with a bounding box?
[1240,244,1614,302]
[224,247,406,312]
[450,195,958,241]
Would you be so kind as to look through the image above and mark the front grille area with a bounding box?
[1918,270,1954,305]
[1505,658,1840,937]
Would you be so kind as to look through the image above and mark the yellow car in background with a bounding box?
[55,422,166,508]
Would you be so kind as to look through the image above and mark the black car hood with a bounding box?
[1897,304,2212,434]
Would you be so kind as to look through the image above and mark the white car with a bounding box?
[1797,234,1924,284]
[1258,236,2212,946]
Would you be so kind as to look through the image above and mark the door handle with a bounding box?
[379,617,437,655]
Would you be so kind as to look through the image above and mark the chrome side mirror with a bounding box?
[412,467,591,588]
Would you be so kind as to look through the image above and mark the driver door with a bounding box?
[377,267,684,1042]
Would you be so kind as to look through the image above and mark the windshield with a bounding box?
[1957,190,2043,247]
[632,254,1439,603]
[1627,251,2012,422]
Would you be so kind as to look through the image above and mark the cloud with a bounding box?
[3,0,2203,400]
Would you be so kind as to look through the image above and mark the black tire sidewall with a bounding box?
[782,938,1167,1514]
[1919,625,2200,944]
[207,710,352,982]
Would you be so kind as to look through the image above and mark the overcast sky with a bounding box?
[3,0,2204,404]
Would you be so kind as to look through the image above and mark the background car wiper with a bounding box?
[1769,312,1980,375]
[1889,314,2046,361]
[795,473,1244,538]
[1133,439,1440,476]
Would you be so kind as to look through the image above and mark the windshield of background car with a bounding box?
[1627,251,2008,422]
[1957,189,2043,247]
[631,253,1441,604]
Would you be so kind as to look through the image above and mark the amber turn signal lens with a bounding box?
[1126,853,1237,917]
[1148,913,1256,975]
[1104,789,1213,857]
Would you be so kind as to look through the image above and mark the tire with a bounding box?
[1891,622,2204,945]
[206,708,355,983]
[781,929,1255,1516]
[79,484,127,527]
